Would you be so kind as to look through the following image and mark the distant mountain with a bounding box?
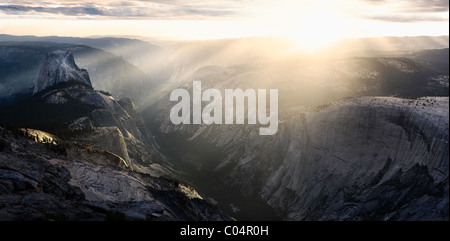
[329,36,449,56]
[0,41,155,106]
[147,54,448,114]
[2,35,448,107]
[0,34,162,66]
[0,35,166,94]
[400,48,449,75]
[355,48,450,75]
[135,36,449,106]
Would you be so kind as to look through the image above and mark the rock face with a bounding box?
[153,96,449,220]
[258,97,449,220]
[71,127,132,168]
[0,127,232,221]
[33,50,91,94]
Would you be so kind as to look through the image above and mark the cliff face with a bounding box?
[259,97,448,220]
[154,96,449,220]
[0,127,232,221]
[33,50,91,94]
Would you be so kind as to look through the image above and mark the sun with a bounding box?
[289,12,344,51]
[266,0,347,51]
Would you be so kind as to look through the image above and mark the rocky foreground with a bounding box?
[0,126,232,221]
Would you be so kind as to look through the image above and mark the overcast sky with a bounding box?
[0,0,448,41]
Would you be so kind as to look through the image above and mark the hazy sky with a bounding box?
[0,0,448,47]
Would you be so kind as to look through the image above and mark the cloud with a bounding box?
[0,1,238,19]
[368,15,448,22]
[359,0,449,12]
[0,5,104,16]
[356,0,448,23]
[1,0,448,23]
[407,0,449,13]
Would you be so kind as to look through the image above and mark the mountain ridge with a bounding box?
[0,41,155,106]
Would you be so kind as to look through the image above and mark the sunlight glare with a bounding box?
[265,0,346,51]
